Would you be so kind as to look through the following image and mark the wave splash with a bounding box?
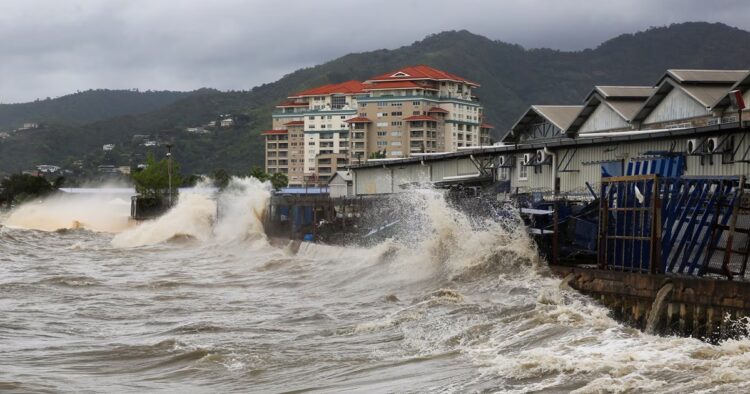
[2,193,132,233]
[111,177,270,248]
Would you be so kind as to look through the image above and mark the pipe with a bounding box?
[544,146,558,196]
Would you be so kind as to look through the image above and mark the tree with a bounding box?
[249,166,269,182]
[248,166,287,190]
[213,168,230,189]
[269,172,288,190]
[0,174,55,205]
[369,149,387,159]
[131,152,182,198]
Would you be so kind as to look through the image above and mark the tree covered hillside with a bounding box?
[1,22,749,176]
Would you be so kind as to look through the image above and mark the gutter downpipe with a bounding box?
[544,146,557,197]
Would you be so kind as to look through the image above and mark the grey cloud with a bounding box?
[1,0,749,103]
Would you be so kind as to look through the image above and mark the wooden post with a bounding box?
[650,176,662,274]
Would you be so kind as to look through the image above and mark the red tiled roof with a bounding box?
[290,80,367,97]
[276,100,308,107]
[403,115,437,122]
[261,129,288,135]
[367,65,479,87]
[345,117,372,123]
[480,123,495,129]
[284,120,304,126]
[363,81,436,90]
[427,107,449,113]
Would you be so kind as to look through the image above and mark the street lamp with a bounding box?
[166,143,173,206]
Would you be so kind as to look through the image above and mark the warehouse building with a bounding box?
[350,68,750,199]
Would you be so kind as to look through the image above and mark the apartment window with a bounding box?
[412,101,420,105]
[391,141,401,146]
[412,111,421,115]
[518,160,528,181]
[390,131,401,137]
[377,131,387,137]
[377,141,387,147]
[377,112,386,117]
[391,112,402,116]
[391,102,402,107]
[361,103,367,107]
[376,122,388,127]
[308,141,315,145]
[391,121,402,126]
[377,102,387,107]
[308,116,314,120]
[391,151,403,156]
[359,112,367,117]
[331,96,346,109]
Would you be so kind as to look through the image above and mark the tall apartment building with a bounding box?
[264,65,491,186]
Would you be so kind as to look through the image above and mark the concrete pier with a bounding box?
[552,266,750,340]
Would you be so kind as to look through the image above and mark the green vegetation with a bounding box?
[213,169,231,189]
[249,167,288,190]
[1,23,749,175]
[131,153,182,198]
[0,174,57,206]
[0,89,205,130]
[369,150,387,159]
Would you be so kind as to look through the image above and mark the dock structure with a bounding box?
[338,67,750,339]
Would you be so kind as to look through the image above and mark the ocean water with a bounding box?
[2,178,750,393]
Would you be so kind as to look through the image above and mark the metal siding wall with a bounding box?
[355,167,393,195]
[457,158,477,175]
[579,104,629,134]
[557,132,750,195]
[330,184,347,198]
[644,88,707,124]
[392,165,429,190]
[431,160,460,182]
[353,132,750,196]
[509,151,533,193]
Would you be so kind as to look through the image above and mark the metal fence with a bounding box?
[598,175,750,279]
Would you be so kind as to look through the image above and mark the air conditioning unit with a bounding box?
[687,138,703,154]
[706,137,720,153]
[522,153,532,165]
[536,149,548,164]
[497,155,513,167]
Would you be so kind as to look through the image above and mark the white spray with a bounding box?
[111,177,271,248]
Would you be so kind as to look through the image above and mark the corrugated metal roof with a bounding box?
[680,85,732,107]
[328,170,352,183]
[711,71,750,110]
[595,86,656,98]
[665,69,749,84]
[607,99,647,120]
[531,105,583,131]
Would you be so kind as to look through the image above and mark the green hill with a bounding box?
[0,89,208,130]
[1,22,749,176]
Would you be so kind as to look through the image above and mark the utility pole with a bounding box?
[166,143,173,207]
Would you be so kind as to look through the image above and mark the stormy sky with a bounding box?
[1,0,749,103]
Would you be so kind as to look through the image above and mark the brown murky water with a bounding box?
[2,179,750,393]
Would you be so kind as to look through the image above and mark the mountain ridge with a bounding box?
[1,22,749,176]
